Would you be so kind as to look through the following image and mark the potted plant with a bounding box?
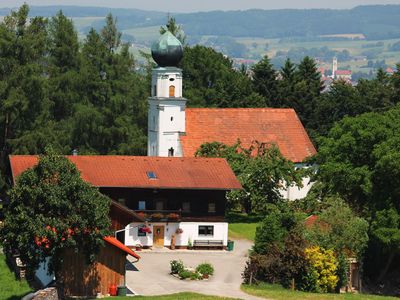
[151,212,163,220]
[167,213,180,221]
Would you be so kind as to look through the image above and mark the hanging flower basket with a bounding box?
[175,228,183,234]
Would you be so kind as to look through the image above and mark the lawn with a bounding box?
[111,292,238,299]
[0,253,32,300]
[228,223,258,241]
[241,283,397,300]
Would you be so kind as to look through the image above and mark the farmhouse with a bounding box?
[9,155,241,250]
[147,31,317,200]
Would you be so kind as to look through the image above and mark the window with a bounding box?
[198,225,214,236]
[182,202,190,212]
[168,147,174,157]
[156,200,164,211]
[138,226,146,237]
[169,85,175,97]
[153,85,157,97]
[138,201,146,210]
[208,202,216,213]
[147,171,157,179]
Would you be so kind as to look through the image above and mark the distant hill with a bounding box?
[1,5,400,40]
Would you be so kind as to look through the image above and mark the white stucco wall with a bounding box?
[280,176,315,201]
[125,222,229,247]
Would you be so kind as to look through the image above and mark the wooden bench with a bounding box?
[193,240,224,250]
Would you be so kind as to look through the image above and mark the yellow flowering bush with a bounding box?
[304,246,338,293]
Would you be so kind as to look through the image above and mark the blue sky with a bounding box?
[1,0,400,12]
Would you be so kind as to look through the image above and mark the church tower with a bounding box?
[148,31,186,157]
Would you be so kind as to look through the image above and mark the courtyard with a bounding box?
[125,239,263,300]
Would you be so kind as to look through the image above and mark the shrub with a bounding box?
[178,269,193,280]
[170,260,184,274]
[304,246,338,293]
[190,271,202,280]
[196,263,214,276]
[243,232,308,289]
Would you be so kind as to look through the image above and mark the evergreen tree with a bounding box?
[251,55,278,106]
[160,16,186,45]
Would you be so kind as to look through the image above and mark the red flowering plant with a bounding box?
[167,213,180,221]
[0,151,111,275]
[139,225,152,234]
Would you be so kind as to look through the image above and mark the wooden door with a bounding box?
[153,226,165,247]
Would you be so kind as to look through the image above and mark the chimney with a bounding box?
[72,149,78,156]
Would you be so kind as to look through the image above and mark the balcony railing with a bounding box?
[135,210,182,222]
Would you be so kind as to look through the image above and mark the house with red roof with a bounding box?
[10,155,241,251]
[147,31,317,200]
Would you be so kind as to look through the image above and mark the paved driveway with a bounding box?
[126,239,264,300]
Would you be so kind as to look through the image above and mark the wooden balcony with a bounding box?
[135,210,182,222]
[134,209,226,223]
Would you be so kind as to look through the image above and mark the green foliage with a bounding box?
[182,45,263,108]
[170,260,185,275]
[196,141,302,213]
[304,246,338,293]
[254,205,303,254]
[244,232,309,290]
[316,105,400,281]
[178,269,192,280]
[196,263,214,276]
[304,196,369,259]
[0,152,111,274]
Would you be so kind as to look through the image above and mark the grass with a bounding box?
[0,253,32,300]
[241,283,397,300]
[228,223,258,241]
[110,292,238,299]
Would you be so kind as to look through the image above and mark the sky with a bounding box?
[0,0,400,12]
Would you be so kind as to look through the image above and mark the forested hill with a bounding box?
[1,5,400,40]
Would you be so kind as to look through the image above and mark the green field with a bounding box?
[241,283,397,300]
[0,253,32,300]
[235,36,400,71]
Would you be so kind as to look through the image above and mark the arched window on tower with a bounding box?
[168,147,175,157]
[169,85,175,97]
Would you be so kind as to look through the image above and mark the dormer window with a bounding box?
[147,171,157,179]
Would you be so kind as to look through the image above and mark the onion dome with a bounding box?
[151,31,183,67]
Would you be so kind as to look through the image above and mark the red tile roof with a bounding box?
[305,215,319,228]
[9,155,242,190]
[336,70,352,75]
[181,108,316,162]
[103,236,140,259]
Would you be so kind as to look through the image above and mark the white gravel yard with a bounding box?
[125,239,265,300]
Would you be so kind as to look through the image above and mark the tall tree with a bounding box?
[251,55,278,106]
[292,56,323,125]
[0,152,111,275]
[196,141,302,213]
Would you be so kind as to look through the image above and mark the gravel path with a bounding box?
[126,239,266,300]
